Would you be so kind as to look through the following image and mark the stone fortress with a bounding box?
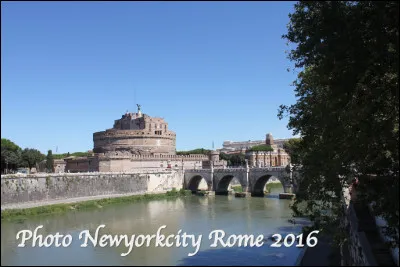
[46,105,290,173]
[55,105,227,173]
[93,104,176,155]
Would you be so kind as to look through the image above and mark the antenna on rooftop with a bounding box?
[212,141,214,150]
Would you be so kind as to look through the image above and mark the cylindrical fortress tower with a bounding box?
[209,150,220,162]
[93,106,176,155]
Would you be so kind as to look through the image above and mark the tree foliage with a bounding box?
[247,144,273,152]
[279,1,399,245]
[1,138,23,172]
[176,148,211,155]
[53,151,91,159]
[283,138,303,165]
[220,153,246,167]
[1,138,21,153]
[21,148,45,170]
[46,150,54,173]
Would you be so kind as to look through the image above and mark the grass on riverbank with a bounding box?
[231,185,243,192]
[265,183,284,193]
[1,189,193,222]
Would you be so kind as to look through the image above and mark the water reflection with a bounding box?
[177,244,299,266]
[2,196,306,266]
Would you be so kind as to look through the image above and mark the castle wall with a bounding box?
[97,155,209,172]
[95,111,176,155]
[65,157,99,173]
[1,171,184,205]
[93,130,176,154]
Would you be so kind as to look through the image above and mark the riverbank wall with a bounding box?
[1,170,184,207]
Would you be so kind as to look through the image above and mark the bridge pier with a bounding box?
[283,185,294,194]
[207,183,213,191]
[241,185,250,193]
[251,192,265,197]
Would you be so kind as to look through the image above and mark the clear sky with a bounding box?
[1,1,298,154]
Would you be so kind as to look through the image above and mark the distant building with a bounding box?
[217,133,291,167]
[37,159,66,173]
[245,133,290,167]
[219,136,289,154]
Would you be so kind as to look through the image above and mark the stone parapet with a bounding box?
[1,170,184,205]
[0,169,177,179]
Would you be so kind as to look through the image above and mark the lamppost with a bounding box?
[5,160,8,174]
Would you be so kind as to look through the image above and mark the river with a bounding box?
[1,190,309,266]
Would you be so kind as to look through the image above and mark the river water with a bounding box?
[1,191,309,266]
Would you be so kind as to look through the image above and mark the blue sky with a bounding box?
[1,1,298,154]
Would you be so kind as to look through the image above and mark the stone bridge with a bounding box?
[184,165,300,196]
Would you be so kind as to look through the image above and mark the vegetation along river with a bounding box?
[1,188,309,266]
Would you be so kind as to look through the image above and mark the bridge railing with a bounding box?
[214,168,246,172]
[184,169,211,173]
[250,167,286,171]
[184,166,288,173]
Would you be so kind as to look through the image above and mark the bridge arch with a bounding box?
[215,175,242,195]
[251,175,285,197]
[187,175,210,192]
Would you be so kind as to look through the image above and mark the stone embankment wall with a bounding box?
[340,186,381,266]
[1,170,184,205]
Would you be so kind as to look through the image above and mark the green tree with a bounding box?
[247,144,273,152]
[1,138,21,152]
[1,139,23,172]
[219,152,246,167]
[46,150,54,173]
[21,148,45,171]
[283,138,303,165]
[278,1,399,246]
[230,154,246,167]
[219,152,232,166]
[176,148,211,155]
